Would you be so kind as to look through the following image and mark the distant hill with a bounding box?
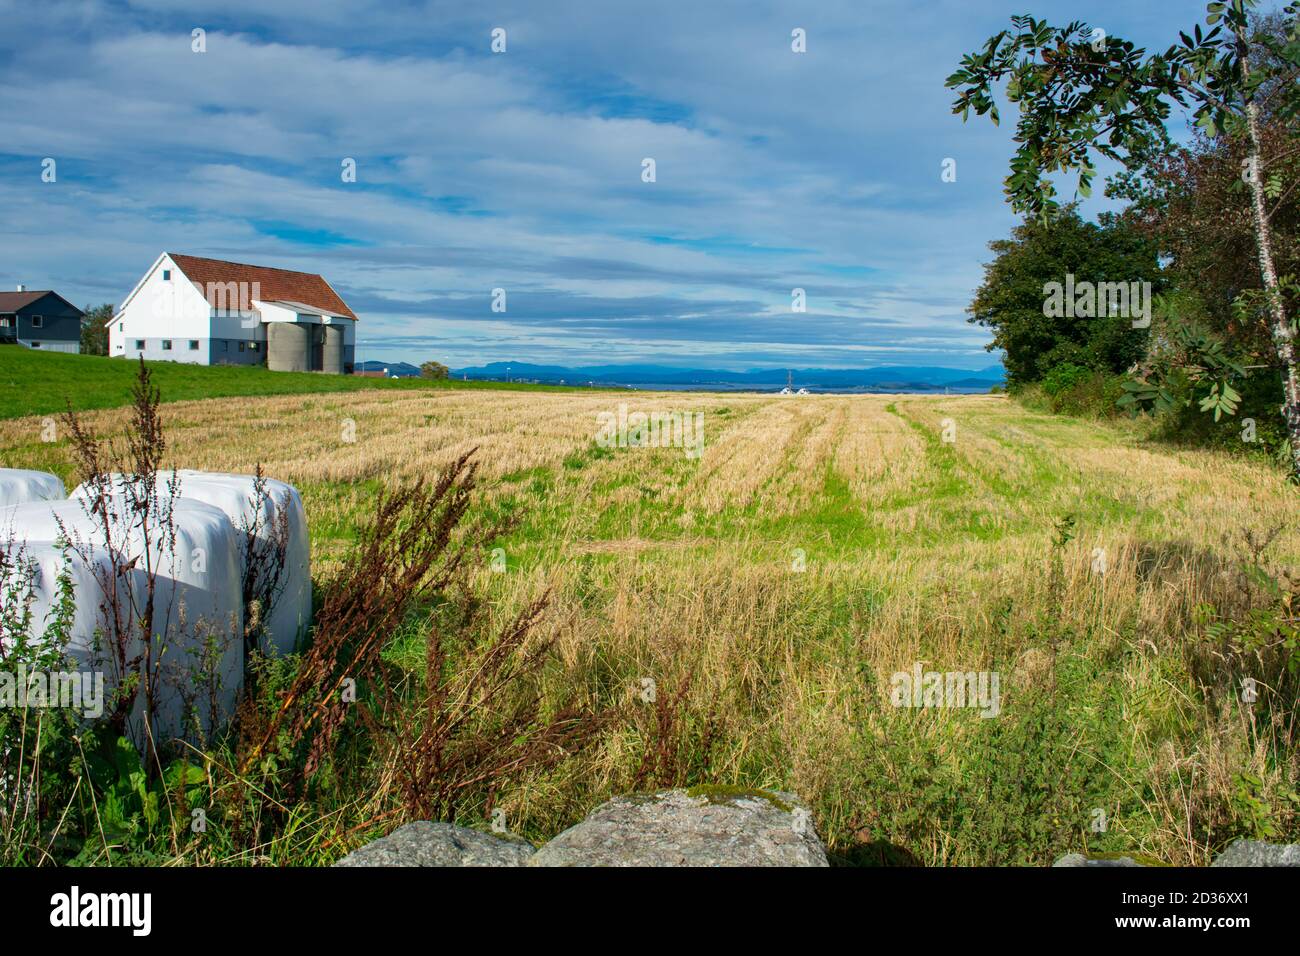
[451,361,1005,392]
[354,360,424,378]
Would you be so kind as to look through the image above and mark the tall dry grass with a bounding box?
[2,387,1296,863]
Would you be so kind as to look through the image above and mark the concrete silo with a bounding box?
[310,325,324,372]
[322,324,345,375]
[267,322,312,372]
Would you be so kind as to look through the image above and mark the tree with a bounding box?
[419,360,449,380]
[80,303,113,356]
[948,1,1300,480]
[1117,15,1299,348]
[968,208,1159,386]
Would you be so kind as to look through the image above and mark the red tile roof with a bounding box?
[169,253,357,320]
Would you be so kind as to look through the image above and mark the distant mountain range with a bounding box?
[445,362,1006,392]
[355,360,424,378]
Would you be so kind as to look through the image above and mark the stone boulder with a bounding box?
[1211,839,1300,867]
[1053,853,1147,867]
[528,787,828,867]
[334,822,534,867]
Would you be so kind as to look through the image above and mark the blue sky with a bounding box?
[0,0,1238,370]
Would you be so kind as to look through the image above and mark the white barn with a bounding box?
[110,253,358,373]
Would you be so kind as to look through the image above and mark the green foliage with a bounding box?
[1201,562,1300,679]
[1020,369,1127,418]
[1,541,87,865]
[1041,363,1092,397]
[947,2,1300,220]
[968,209,1159,385]
[1231,772,1300,840]
[952,680,1124,864]
[79,303,114,356]
[419,360,449,380]
[74,734,207,857]
[1119,299,1251,420]
[1153,371,1291,463]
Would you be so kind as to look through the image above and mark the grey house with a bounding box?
[0,287,83,353]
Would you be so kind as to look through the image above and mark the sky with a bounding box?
[0,0,1235,371]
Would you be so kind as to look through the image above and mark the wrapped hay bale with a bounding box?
[165,470,310,656]
[72,471,311,656]
[2,541,142,727]
[1,497,244,744]
[0,469,66,507]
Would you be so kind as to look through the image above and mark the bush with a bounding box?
[1014,368,1126,419]
[1040,363,1091,398]
[1151,370,1291,465]
[967,208,1161,386]
[420,361,449,380]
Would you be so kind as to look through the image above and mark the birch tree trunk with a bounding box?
[1239,33,1300,482]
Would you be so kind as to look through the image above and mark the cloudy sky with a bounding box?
[0,0,1224,370]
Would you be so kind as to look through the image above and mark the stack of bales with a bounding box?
[0,466,311,747]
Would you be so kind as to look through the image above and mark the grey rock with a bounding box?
[1211,839,1300,867]
[529,788,828,867]
[334,821,534,867]
[1053,853,1146,867]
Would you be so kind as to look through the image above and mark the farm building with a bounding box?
[110,253,358,373]
[0,286,83,353]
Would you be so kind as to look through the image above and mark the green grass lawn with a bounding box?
[0,346,586,420]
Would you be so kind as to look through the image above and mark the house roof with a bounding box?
[260,299,353,319]
[0,290,83,314]
[168,253,357,320]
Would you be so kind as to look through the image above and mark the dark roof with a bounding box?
[168,253,357,320]
[0,290,83,314]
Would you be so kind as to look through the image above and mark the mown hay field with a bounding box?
[2,387,1297,865]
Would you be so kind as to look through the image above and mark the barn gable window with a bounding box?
[31,315,43,328]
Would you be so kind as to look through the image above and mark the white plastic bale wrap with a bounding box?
[0,469,66,506]
[73,471,311,656]
[1,497,244,744]
[2,541,138,723]
[169,470,311,656]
